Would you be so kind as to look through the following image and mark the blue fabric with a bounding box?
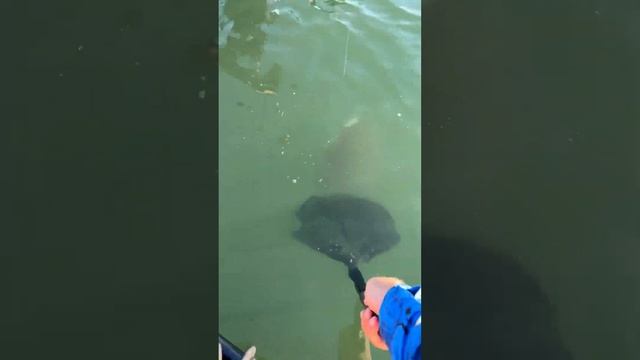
[378,285,422,360]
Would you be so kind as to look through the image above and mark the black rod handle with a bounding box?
[348,266,366,306]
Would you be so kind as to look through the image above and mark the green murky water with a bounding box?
[218,0,421,358]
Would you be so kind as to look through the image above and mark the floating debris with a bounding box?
[292,179,297,184]
[256,89,277,95]
[397,112,402,118]
[198,90,206,99]
[344,117,359,127]
[77,45,84,52]
[280,133,291,145]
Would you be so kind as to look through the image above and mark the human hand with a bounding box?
[360,307,388,350]
[360,277,405,351]
[363,277,404,314]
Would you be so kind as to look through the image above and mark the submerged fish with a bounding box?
[323,117,384,195]
[293,194,400,267]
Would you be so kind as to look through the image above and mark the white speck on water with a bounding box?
[77,45,84,52]
[242,136,246,141]
[292,91,296,95]
[311,162,316,166]
[397,112,402,117]
[308,154,313,158]
[200,75,206,81]
[318,178,323,183]
[281,151,285,155]
[344,117,359,127]
[198,90,206,99]
[292,179,297,184]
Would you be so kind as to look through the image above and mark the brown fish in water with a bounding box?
[323,117,384,195]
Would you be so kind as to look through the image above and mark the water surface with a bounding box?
[219,0,421,358]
